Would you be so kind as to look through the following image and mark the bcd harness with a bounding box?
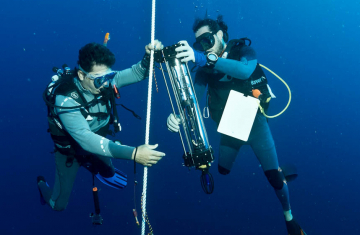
[204,38,272,124]
[43,67,121,167]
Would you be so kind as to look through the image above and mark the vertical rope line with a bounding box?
[141,0,156,234]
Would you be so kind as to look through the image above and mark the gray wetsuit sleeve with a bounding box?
[108,141,135,160]
[55,96,134,159]
[214,46,258,80]
[114,61,148,88]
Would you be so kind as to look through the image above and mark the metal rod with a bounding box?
[159,63,187,155]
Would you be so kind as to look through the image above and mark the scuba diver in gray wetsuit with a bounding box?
[166,16,306,235]
[38,41,165,212]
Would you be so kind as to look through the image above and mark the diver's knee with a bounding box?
[264,169,285,190]
[218,165,231,175]
[50,199,67,211]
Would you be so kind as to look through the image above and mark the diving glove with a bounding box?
[175,40,206,67]
[167,113,181,132]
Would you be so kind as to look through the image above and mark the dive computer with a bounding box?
[206,52,218,69]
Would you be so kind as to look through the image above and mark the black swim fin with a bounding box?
[37,176,49,205]
[285,218,307,235]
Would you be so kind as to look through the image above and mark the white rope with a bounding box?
[141,0,156,233]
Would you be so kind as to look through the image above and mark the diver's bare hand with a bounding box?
[133,144,165,167]
[145,40,164,54]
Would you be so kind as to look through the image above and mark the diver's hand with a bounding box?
[167,113,181,132]
[145,40,164,54]
[175,40,195,63]
[133,144,165,167]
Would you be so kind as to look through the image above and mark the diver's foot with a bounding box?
[285,218,307,235]
[37,176,48,205]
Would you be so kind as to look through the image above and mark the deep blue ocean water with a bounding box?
[1,0,359,234]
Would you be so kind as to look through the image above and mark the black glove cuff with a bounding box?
[141,53,151,69]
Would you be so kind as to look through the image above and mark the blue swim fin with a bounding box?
[96,168,127,190]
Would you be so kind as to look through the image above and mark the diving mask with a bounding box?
[193,31,217,52]
[79,65,117,89]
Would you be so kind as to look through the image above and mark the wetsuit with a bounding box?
[194,43,291,212]
[39,61,148,211]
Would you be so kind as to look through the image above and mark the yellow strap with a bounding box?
[258,64,292,118]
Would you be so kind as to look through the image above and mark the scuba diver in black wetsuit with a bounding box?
[166,15,306,235]
[38,41,166,212]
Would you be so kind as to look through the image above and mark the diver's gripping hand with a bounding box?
[134,144,165,167]
[145,39,164,54]
[167,113,181,132]
[175,40,195,63]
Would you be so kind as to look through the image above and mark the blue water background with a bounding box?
[0,0,359,234]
